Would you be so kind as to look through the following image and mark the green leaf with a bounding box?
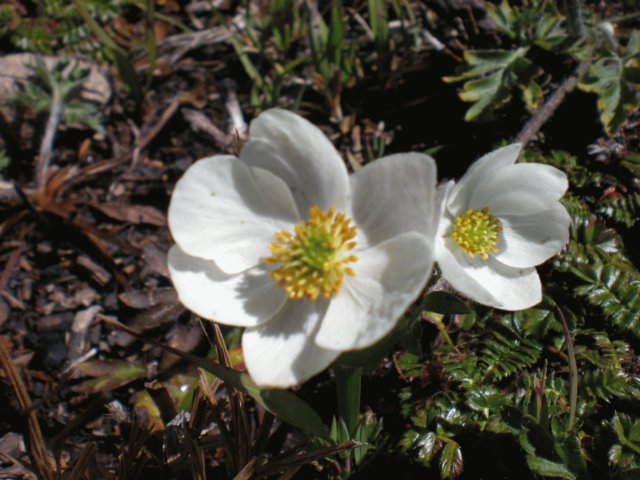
[480,329,542,381]
[578,32,640,134]
[439,441,463,479]
[571,258,640,336]
[367,0,389,52]
[242,377,330,440]
[77,359,147,393]
[486,0,577,53]
[526,455,576,479]
[596,192,640,228]
[559,433,588,476]
[395,352,423,380]
[444,47,542,120]
[580,369,631,402]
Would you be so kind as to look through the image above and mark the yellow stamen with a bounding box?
[451,207,502,260]
[265,206,358,301]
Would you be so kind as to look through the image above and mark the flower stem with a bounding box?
[424,312,459,353]
[557,307,578,430]
[335,365,362,436]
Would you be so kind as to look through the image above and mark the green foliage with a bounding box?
[444,48,543,120]
[308,0,358,117]
[367,0,390,70]
[486,0,578,52]
[448,1,640,135]
[2,0,121,56]
[445,0,584,121]
[480,329,542,381]
[578,31,640,135]
[571,258,640,335]
[596,192,640,228]
[401,426,463,480]
[12,58,104,133]
[328,415,383,475]
[579,369,632,402]
[399,187,640,478]
[604,414,640,469]
[231,0,310,109]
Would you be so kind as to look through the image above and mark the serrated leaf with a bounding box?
[571,258,640,335]
[439,441,463,479]
[480,329,542,381]
[559,433,588,476]
[526,455,576,479]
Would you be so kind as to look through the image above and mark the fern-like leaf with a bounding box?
[596,192,640,228]
[580,369,631,402]
[480,330,542,381]
[572,260,640,335]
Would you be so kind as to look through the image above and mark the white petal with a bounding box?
[168,155,299,274]
[469,163,568,216]
[494,205,571,268]
[241,109,350,216]
[436,180,455,234]
[435,223,542,310]
[350,153,437,248]
[447,144,521,214]
[242,300,340,388]
[315,232,433,351]
[168,246,287,326]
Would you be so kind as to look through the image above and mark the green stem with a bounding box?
[557,307,578,430]
[335,365,362,436]
[426,312,459,353]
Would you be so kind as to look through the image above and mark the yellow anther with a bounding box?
[451,207,502,260]
[265,206,358,301]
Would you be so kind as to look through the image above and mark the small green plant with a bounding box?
[308,0,359,119]
[1,0,121,56]
[13,58,104,134]
[444,48,544,121]
[229,0,309,109]
[578,31,640,135]
[444,0,582,121]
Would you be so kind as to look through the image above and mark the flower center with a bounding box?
[265,206,358,301]
[451,207,502,260]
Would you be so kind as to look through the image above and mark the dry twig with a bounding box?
[0,343,55,480]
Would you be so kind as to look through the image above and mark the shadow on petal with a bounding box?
[168,246,287,326]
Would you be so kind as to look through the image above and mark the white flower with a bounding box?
[434,144,570,311]
[167,109,437,388]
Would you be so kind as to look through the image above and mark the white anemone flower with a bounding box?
[167,109,437,388]
[434,144,570,311]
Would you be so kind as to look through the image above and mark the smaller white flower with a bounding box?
[434,144,570,311]
[168,109,437,388]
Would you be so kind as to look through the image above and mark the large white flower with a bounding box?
[167,109,437,388]
[434,144,570,311]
